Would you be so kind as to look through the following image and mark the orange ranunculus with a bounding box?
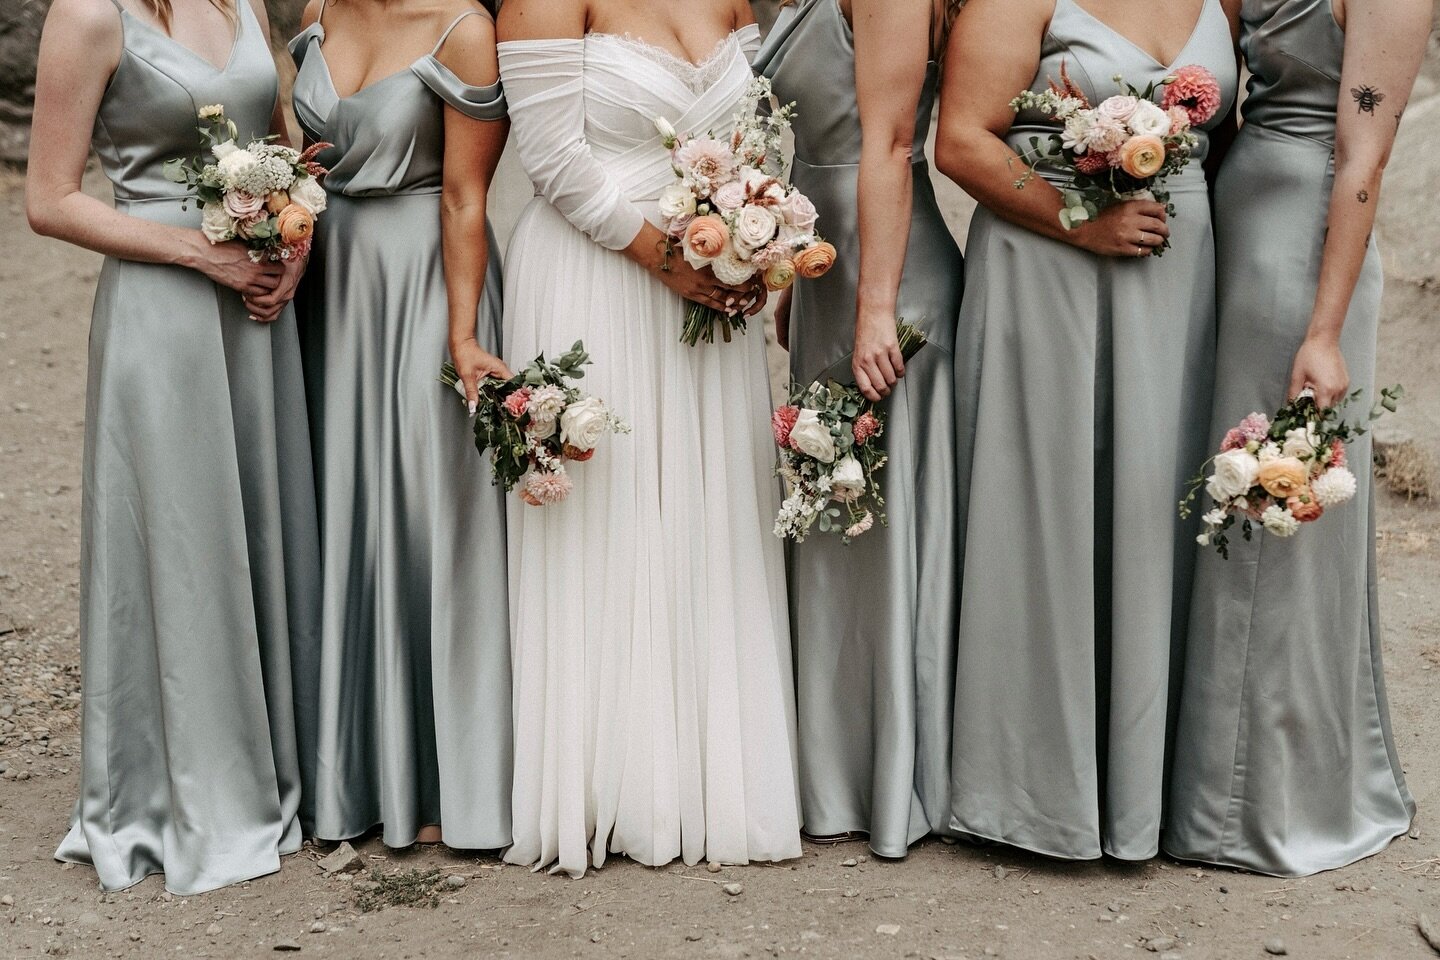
[763,258,797,291]
[265,190,290,214]
[684,215,728,260]
[1117,134,1166,178]
[1257,457,1308,499]
[793,241,837,280]
[1287,490,1324,522]
[276,204,315,245]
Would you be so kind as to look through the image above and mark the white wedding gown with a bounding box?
[498,24,802,877]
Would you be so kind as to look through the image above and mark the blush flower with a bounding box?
[276,204,315,244]
[674,138,737,192]
[772,405,800,447]
[1163,64,1223,126]
[1220,427,1247,452]
[852,411,881,446]
[1287,490,1324,522]
[503,386,533,419]
[793,241,837,280]
[522,469,573,506]
[683,215,729,265]
[1256,457,1308,499]
[1117,135,1166,178]
[844,511,875,539]
[1238,412,1272,443]
[1329,438,1348,468]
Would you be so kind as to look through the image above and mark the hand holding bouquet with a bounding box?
[1181,386,1403,557]
[165,105,330,262]
[656,77,837,346]
[441,341,629,507]
[772,323,927,543]
[1010,63,1222,251]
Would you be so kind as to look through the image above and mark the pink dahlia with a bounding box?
[1162,65,1222,127]
[522,469,573,506]
[852,411,881,446]
[1074,151,1110,175]
[503,386,533,420]
[772,405,800,447]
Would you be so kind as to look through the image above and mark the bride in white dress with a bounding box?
[496,0,802,877]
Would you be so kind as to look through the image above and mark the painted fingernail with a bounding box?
[468,400,477,415]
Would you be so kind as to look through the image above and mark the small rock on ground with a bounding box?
[875,924,901,936]
[722,883,743,896]
[273,939,302,952]
[1418,914,1440,954]
[317,842,364,875]
[1263,937,1288,956]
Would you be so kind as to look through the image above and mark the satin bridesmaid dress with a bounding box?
[755,0,965,859]
[947,0,1237,860]
[1164,0,1415,878]
[289,8,512,849]
[54,0,323,894]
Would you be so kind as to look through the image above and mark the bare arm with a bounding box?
[935,0,1170,258]
[438,10,514,409]
[849,0,929,401]
[25,0,281,298]
[498,0,762,316]
[1287,0,1430,407]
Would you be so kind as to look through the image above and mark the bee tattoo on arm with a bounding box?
[1351,85,1384,115]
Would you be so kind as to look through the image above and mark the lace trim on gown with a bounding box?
[586,30,750,89]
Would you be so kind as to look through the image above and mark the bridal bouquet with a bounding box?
[772,323,927,543]
[1180,386,1403,557]
[164,104,330,262]
[655,76,837,346]
[441,341,629,507]
[1010,63,1222,251]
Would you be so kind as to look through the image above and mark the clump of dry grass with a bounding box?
[353,868,442,912]
[1374,439,1436,501]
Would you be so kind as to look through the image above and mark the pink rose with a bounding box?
[666,212,695,240]
[781,192,819,231]
[712,181,747,212]
[1097,95,1140,124]
[223,190,263,219]
[504,386,533,420]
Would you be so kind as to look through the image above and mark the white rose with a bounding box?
[788,409,835,464]
[1126,99,1172,137]
[1281,425,1321,461]
[288,175,328,215]
[559,396,609,452]
[1206,449,1260,502]
[528,416,558,441]
[658,184,697,221]
[734,205,780,252]
[829,456,865,503]
[780,191,818,231]
[710,249,757,286]
[1261,504,1300,537]
[200,202,236,243]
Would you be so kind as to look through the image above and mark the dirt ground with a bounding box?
[4,63,1440,960]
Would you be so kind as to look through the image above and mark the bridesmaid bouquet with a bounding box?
[164,105,330,262]
[1180,386,1403,557]
[772,323,928,543]
[441,341,629,507]
[1010,63,1222,252]
[654,77,837,346]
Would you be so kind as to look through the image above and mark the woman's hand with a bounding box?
[655,254,766,318]
[852,309,905,402]
[1288,335,1350,409]
[190,237,285,298]
[774,288,793,351]
[451,337,514,415]
[1069,200,1170,258]
[243,255,306,323]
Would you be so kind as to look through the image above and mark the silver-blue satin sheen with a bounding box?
[948,0,1237,860]
[1163,0,1415,877]
[55,0,323,894]
[289,10,512,849]
[755,0,965,858]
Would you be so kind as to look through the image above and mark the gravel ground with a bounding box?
[2,64,1440,960]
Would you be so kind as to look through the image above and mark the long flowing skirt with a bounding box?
[56,199,321,894]
[1163,127,1414,876]
[501,200,802,877]
[296,192,512,849]
[948,177,1216,860]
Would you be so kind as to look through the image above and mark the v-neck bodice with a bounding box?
[93,0,278,205]
[288,15,507,197]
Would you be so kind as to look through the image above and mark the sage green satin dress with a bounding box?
[55,0,322,894]
[289,9,512,849]
[947,0,1236,861]
[755,0,965,859]
[1164,0,1415,877]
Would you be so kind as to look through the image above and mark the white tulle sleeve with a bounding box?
[497,39,647,251]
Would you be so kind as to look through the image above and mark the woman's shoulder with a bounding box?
[44,0,124,45]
